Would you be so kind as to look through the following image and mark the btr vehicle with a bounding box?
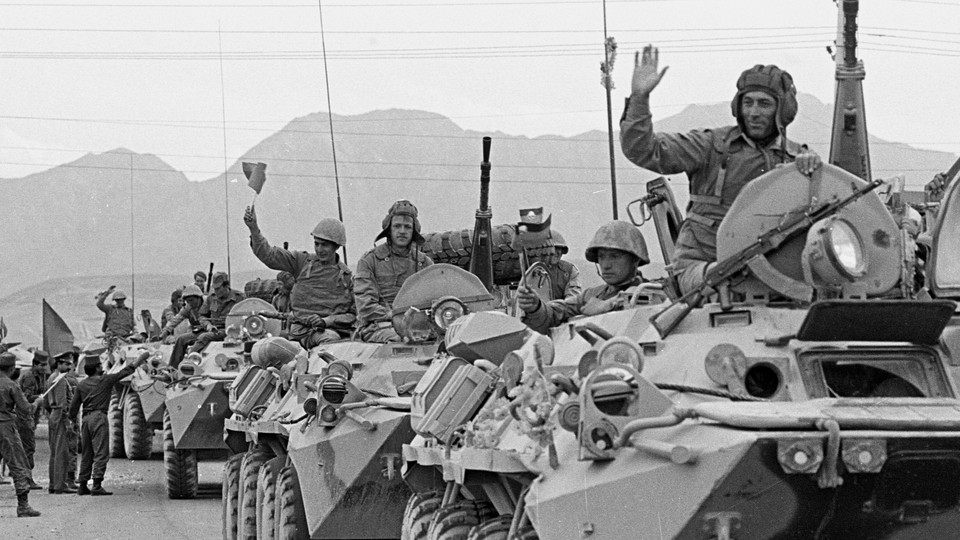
[163,297,278,499]
[399,2,960,539]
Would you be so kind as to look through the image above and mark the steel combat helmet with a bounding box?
[112,290,127,301]
[584,221,650,266]
[375,199,426,244]
[311,218,347,247]
[730,64,798,131]
[181,284,203,299]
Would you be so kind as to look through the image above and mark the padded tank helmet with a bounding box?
[375,199,426,244]
[584,221,650,266]
[551,231,569,255]
[181,284,204,299]
[311,218,347,247]
[731,64,798,131]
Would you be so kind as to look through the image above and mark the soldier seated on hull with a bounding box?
[187,272,244,356]
[620,45,822,294]
[244,205,356,347]
[354,200,434,343]
[518,221,650,334]
[158,284,205,368]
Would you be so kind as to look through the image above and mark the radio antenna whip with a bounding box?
[317,0,347,264]
[218,21,233,280]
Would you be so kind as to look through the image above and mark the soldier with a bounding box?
[518,221,649,334]
[540,231,582,302]
[95,286,135,339]
[159,284,204,368]
[354,200,433,343]
[0,352,41,516]
[16,350,47,490]
[46,349,77,494]
[620,45,821,294]
[67,349,150,495]
[160,287,184,329]
[244,207,356,347]
[188,272,244,355]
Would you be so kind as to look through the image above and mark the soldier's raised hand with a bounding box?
[243,205,259,233]
[631,44,669,97]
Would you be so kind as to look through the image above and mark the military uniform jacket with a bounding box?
[67,363,137,418]
[45,372,73,410]
[0,374,32,424]
[546,260,583,301]
[250,231,356,329]
[198,289,246,331]
[162,304,201,334]
[354,243,433,328]
[523,277,641,335]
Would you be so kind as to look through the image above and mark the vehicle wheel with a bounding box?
[163,410,198,499]
[466,515,512,540]
[256,457,283,540]
[238,448,271,540]
[402,490,441,540]
[108,389,125,458]
[274,465,309,540]
[427,500,495,540]
[421,226,554,286]
[122,391,154,460]
[222,453,243,540]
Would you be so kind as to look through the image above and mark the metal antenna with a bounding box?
[601,0,619,219]
[317,0,347,265]
[218,21,233,281]
[128,153,135,312]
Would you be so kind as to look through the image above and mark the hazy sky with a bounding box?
[2,0,958,184]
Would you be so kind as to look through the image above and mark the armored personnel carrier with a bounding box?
[162,297,280,499]
[102,340,171,460]
[399,2,960,538]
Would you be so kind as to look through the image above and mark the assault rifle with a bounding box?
[650,178,883,338]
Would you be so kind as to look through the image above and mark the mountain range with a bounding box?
[1,93,955,344]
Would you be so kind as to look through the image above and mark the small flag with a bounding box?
[243,162,267,194]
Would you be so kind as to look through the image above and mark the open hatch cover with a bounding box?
[797,299,957,344]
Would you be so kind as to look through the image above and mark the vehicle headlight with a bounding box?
[804,216,868,286]
[243,315,267,338]
[597,337,644,373]
[432,297,467,329]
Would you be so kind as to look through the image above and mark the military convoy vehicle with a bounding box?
[162,297,280,499]
[103,341,171,460]
[397,1,960,539]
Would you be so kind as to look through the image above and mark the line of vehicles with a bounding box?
[74,2,960,539]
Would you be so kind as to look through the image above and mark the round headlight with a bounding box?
[320,375,348,404]
[243,315,266,338]
[804,216,869,286]
[432,297,466,329]
[596,337,644,373]
[825,219,867,278]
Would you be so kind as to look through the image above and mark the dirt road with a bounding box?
[0,424,223,539]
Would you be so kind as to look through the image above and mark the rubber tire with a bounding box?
[122,391,154,460]
[402,491,442,540]
[108,389,125,458]
[466,515,512,540]
[421,226,555,286]
[238,449,270,540]
[427,500,495,540]
[222,453,243,540]
[256,457,283,540]
[274,465,309,540]
[163,410,198,499]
